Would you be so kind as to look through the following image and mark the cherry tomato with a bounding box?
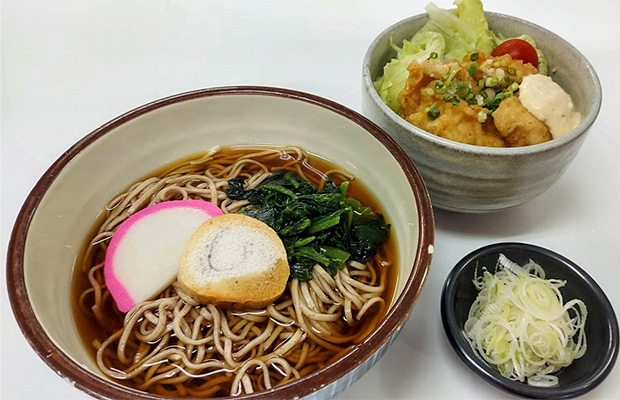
[491,39,539,67]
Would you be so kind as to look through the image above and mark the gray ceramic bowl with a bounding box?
[362,12,601,213]
[7,87,434,400]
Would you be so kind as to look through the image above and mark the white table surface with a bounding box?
[2,0,619,399]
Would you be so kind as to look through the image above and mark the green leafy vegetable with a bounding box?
[224,170,390,281]
[454,0,499,54]
[374,31,446,113]
[373,0,504,113]
[420,2,478,60]
[420,0,501,60]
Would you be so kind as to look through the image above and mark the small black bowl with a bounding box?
[441,243,619,399]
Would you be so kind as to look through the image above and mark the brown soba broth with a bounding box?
[72,145,398,397]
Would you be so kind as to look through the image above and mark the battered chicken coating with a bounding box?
[399,60,504,147]
[398,51,543,147]
[492,96,552,146]
[404,100,505,147]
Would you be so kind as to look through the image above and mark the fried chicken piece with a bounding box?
[397,52,541,148]
[492,96,551,147]
[404,100,505,147]
[399,62,435,117]
[399,62,505,147]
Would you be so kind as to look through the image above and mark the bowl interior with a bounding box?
[442,243,619,398]
[16,88,431,397]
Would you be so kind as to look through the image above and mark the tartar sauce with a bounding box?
[518,74,581,139]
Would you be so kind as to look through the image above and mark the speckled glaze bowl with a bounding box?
[7,87,434,400]
[362,12,601,213]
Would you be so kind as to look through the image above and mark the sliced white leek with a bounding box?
[463,254,587,387]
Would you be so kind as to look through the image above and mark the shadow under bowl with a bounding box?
[441,242,618,399]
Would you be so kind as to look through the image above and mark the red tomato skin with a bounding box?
[491,39,539,68]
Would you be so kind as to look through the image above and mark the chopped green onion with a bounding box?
[434,81,446,93]
[447,68,458,81]
[496,91,511,101]
[429,52,438,59]
[482,88,495,100]
[477,110,488,123]
[485,91,512,110]
[443,93,460,105]
[421,87,435,96]
[502,76,511,85]
[485,77,499,87]
[470,52,479,61]
[467,62,478,77]
[456,84,471,98]
[427,107,440,120]
[507,67,516,76]
[509,82,519,92]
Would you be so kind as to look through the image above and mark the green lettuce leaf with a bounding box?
[374,31,445,113]
[455,0,500,54]
[373,0,504,114]
[420,2,477,61]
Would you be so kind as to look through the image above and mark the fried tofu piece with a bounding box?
[493,96,551,147]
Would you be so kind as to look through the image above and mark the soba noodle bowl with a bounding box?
[74,146,395,397]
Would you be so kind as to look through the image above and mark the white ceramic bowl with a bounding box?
[362,12,602,213]
[7,87,434,400]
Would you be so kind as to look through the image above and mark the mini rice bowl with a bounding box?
[362,12,601,213]
[7,87,434,400]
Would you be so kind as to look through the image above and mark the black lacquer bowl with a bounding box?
[441,243,618,399]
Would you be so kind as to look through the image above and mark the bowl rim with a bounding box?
[6,86,435,400]
[440,242,619,399]
[362,11,602,155]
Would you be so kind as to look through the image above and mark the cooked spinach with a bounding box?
[224,170,390,281]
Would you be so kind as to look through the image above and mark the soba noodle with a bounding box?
[76,146,392,397]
